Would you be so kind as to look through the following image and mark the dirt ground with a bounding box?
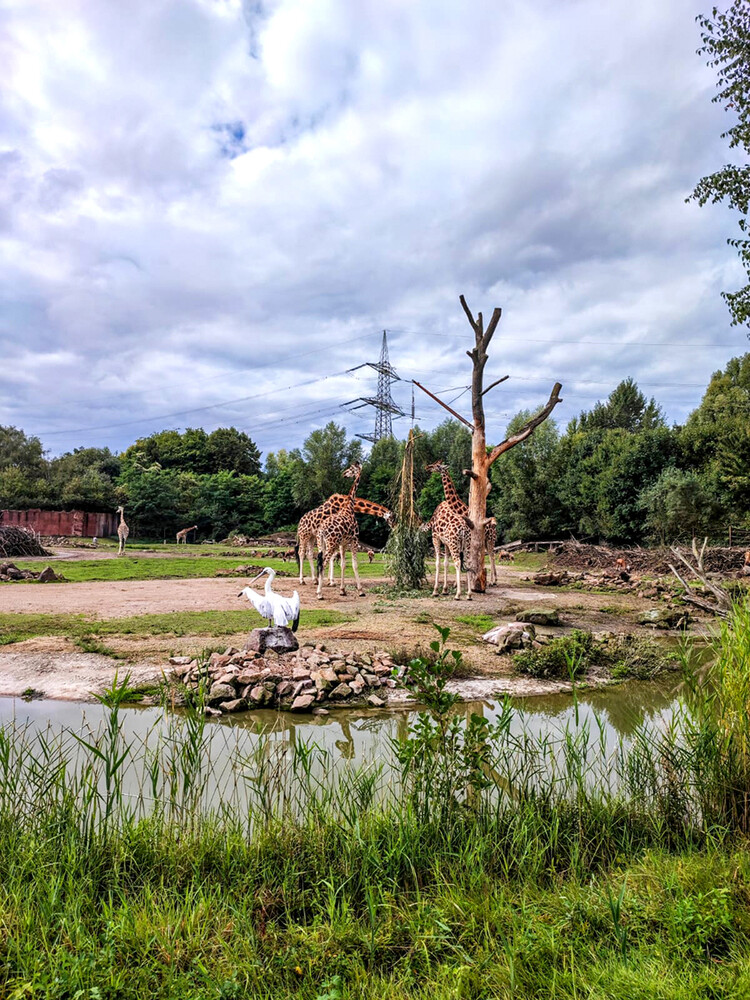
[0,556,693,701]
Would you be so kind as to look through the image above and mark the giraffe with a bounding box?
[425,461,497,587]
[296,495,392,585]
[176,525,198,544]
[116,506,129,557]
[421,500,470,599]
[315,463,365,599]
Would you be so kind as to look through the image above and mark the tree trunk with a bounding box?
[459,295,562,593]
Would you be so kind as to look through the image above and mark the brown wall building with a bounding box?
[1,509,117,537]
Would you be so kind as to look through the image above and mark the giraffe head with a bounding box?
[116,505,125,515]
[343,463,362,480]
[425,460,448,474]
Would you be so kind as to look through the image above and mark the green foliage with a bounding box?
[639,467,722,543]
[514,629,594,679]
[690,1,750,325]
[514,630,677,681]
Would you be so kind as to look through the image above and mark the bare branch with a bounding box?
[670,545,731,606]
[462,468,478,480]
[483,307,503,346]
[459,294,478,333]
[668,562,731,618]
[482,374,510,396]
[487,383,563,466]
[412,380,474,429]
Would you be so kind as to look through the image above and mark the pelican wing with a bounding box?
[242,587,274,621]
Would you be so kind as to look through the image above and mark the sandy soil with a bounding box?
[0,564,665,701]
[0,647,164,701]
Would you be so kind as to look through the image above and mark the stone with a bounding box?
[329,682,352,699]
[171,662,192,679]
[216,671,239,686]
[219,698,247,713]
[383,678,397,689]
[209,653,231,670]
[373,665,392,677]
[363,673,380,687]
[244,627,299,654]
[208,682,236,704]
[276,680,294,698]
[517,608,561,626]
[263,681,277,694]
[336,673,355,683]
[248,684,266,704]
[224,646,240,657]
[291,694,315,712]
[169,655,192,666]
[204,706,222,717]
[638,608,689,629]
[350,677,366,695]
[292,679,314,698]
[312,707,329,716]
[367,695,386,708]
[482,622,535,652]
[292,666,311,681]
[236,669,263,686]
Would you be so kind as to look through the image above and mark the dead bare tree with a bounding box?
[415,295,563,592]
[668,537,733,618]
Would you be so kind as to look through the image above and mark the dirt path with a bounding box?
[0,648,163,701]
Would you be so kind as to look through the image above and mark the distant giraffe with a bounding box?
[425,461,497,586]
[297,495,392,585]
[176,525,198,544]
[116,506,129,557]
[315,464,365,598]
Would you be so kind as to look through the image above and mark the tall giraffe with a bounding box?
[315,464,365,599]
[116,506,129,557]
[297,495,392,584]
[421,499,470,599]
[425,461,497,586]
[176,525,198,544]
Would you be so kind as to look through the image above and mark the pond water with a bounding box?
[0,676,689,817]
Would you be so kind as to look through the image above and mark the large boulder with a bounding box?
[638,608,689,629]
[244,627,299,654]
[517,608,561,626]
[482,622,535,653]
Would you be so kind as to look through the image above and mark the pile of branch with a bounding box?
[668,539,734,619]
[0,526,50,559]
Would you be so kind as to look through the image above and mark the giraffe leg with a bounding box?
[328,551,336,586]
[432,538,441,595]
[488,542,497,585]
[338,542,347,595]
[453,551,462,599]
[442,547,450,594]
[350,545,364,597]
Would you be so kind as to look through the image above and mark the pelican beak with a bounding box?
[248,570,265,585]
[237,591,244,597]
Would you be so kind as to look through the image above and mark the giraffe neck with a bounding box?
[353,498,391,518]
[347,468,362,501]
[439,468,465,510]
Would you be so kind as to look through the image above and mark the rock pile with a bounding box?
[0,562,64,582]
[170,639,398,716]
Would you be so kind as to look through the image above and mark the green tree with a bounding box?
[571,378,664,434]
[205,427,261,475]
[690,1,750,325]
[292,422,363,510]
[639,467,723,542]
[0,426,46,473]
[490,415,565,540]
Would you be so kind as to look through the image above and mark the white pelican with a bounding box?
[238,567,301,631]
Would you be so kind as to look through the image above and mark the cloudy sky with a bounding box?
[1,0,743,462]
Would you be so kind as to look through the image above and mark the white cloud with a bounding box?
[0,0,742,457]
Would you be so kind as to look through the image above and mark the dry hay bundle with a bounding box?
[0,525,51,559]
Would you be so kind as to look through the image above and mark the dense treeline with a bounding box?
[1,355,749,544]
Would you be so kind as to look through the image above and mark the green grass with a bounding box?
[10,554,388,583]
[454,612,497,631]
[0,608,355,646]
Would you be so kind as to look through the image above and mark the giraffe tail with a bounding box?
[316,550,323,580]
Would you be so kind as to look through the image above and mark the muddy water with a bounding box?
[0,676,687,814]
